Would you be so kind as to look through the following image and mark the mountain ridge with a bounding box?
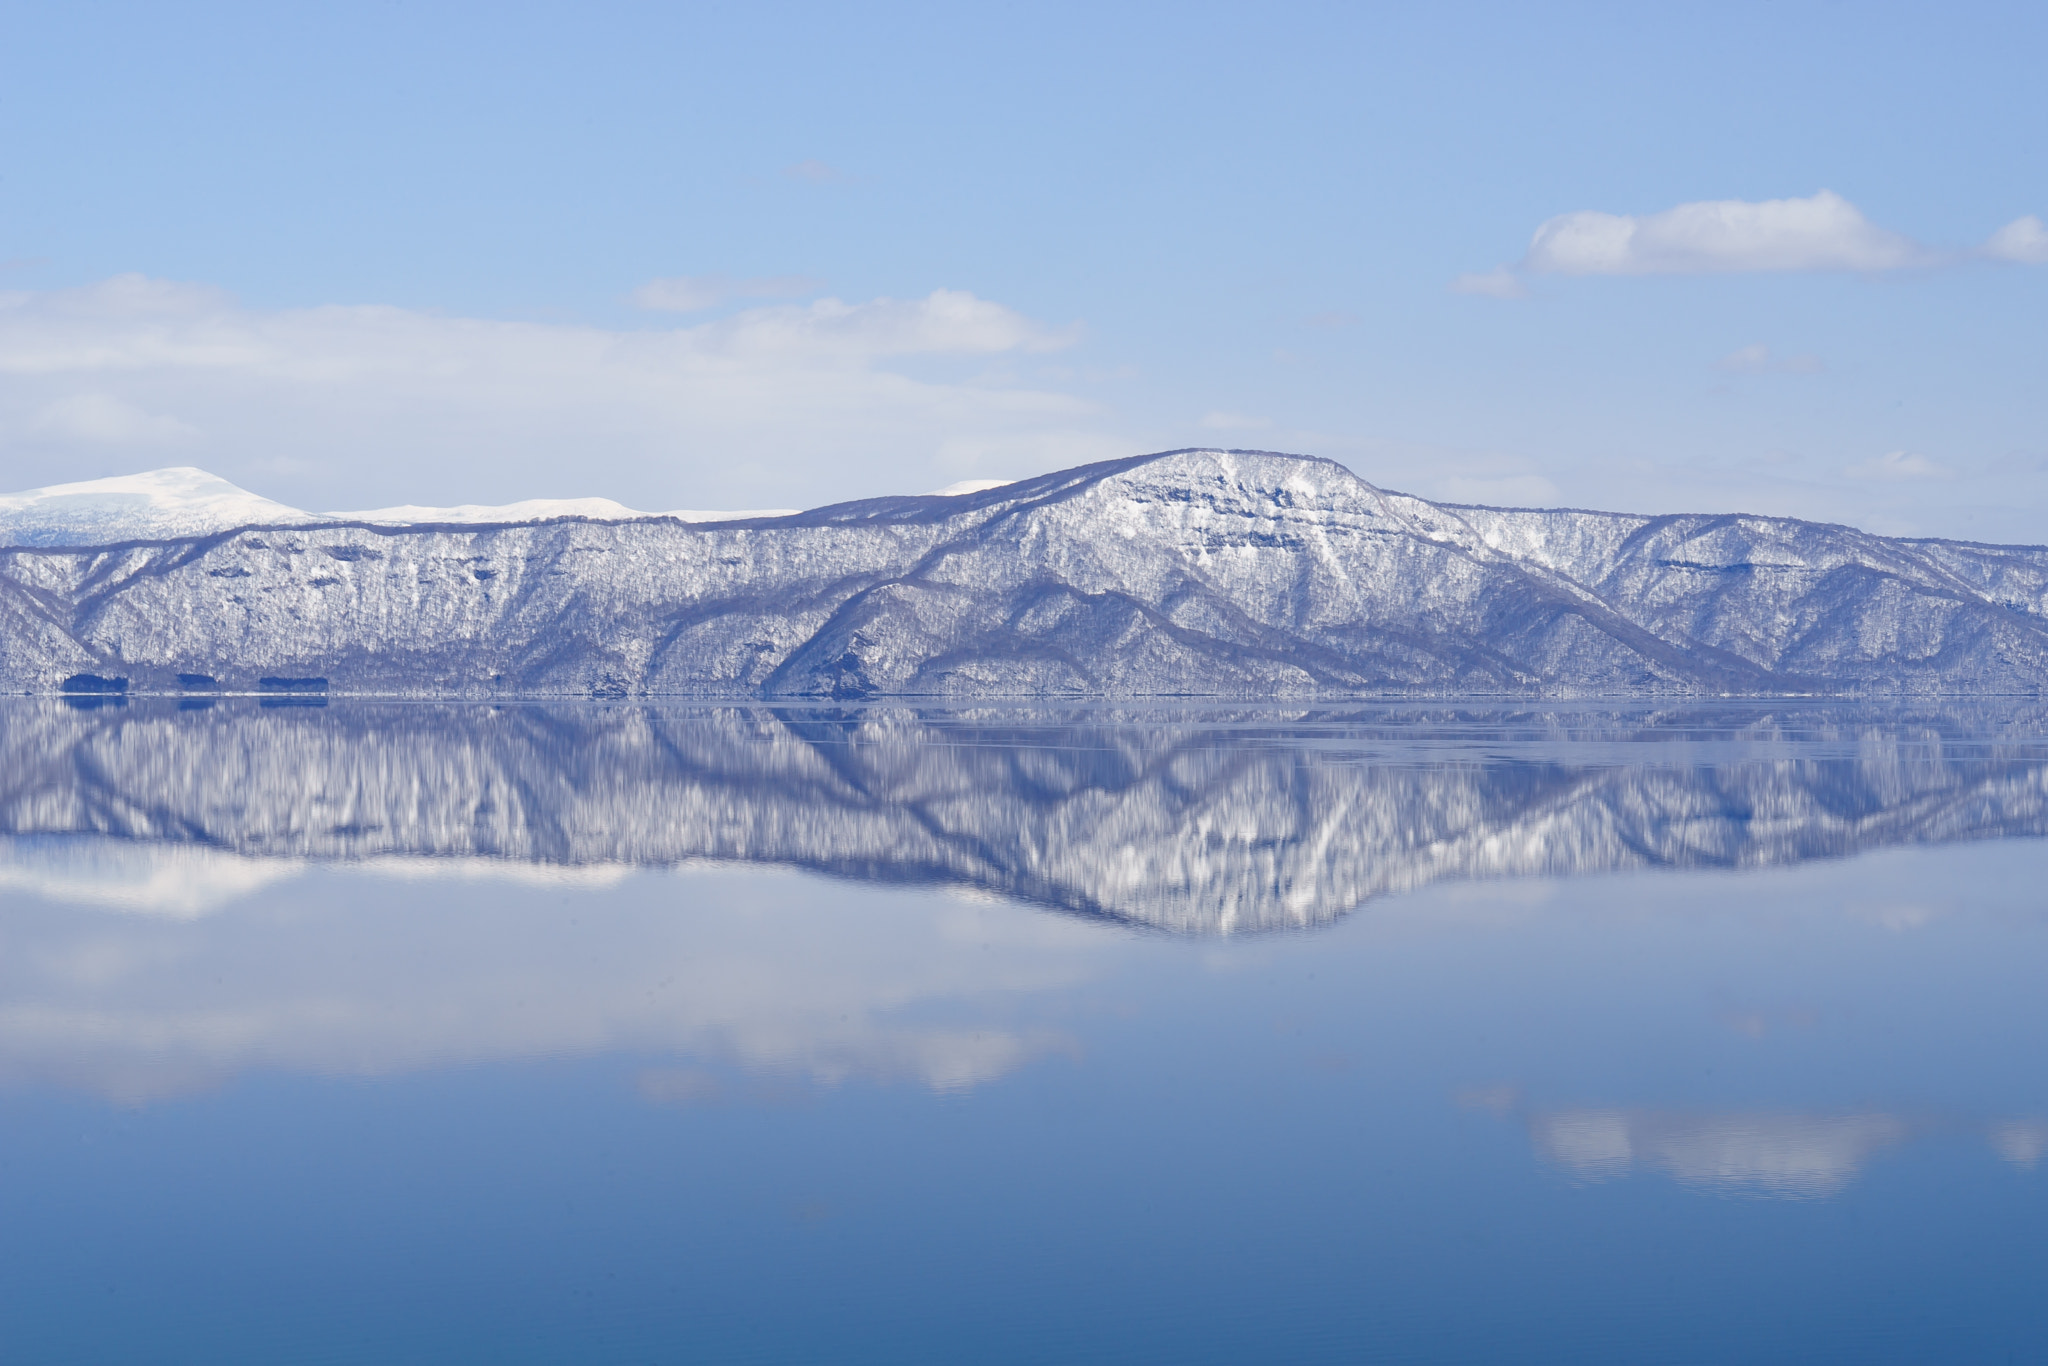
[5,448,2048,696]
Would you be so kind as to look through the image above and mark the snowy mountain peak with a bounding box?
[0,467,318,547]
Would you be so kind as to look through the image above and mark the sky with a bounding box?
[1,0,2044,538]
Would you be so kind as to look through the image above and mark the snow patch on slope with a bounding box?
[0,467,318,547]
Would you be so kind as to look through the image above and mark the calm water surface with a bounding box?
[2,700,2046,1363]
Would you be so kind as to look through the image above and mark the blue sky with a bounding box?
[1,0,2044,537]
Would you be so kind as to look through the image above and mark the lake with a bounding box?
[2,699,2045,1363]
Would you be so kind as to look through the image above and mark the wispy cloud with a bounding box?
[696,289,1076,358]
[1846,449,1954,481]
[632,273,825,312]
[28,392,199,444]
[1714,343,1824,375]
[784,158,850,184]
[1984,215,2048,265]
[1459,191,2048,296]
[0,275,1110,512]
[1449,266,1527,299]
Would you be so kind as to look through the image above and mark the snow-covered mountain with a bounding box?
[0,467,793,547]
[0,467,322,546]
[5,448,2048,696]
[4,700,2044,932]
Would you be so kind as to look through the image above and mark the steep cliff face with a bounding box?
[4,448,2048,696]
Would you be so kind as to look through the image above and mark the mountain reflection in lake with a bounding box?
[2,700,2046,1364]
[8,699,2048,928]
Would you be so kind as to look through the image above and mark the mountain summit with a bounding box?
[0,467,320,546]
[4,448,2047,696]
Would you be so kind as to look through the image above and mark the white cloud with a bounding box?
[1449,267,1527,299]
[698,289,1076,358]
[1716,342,1773,373]
[1846,449,1954,481]
[1714,343,1825,375]
[28,392,198,444]
[1456,190,1937,293]
[631,273,826,312]
[0,275,1112,512]
[784,158,849,184]
[1984,215,2048,265]
[1526,190,1926,276]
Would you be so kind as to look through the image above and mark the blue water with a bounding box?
[1,703,2045,1362]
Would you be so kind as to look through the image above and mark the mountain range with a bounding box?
[6,448,2048,696]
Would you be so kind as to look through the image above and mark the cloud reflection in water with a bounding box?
[6,699,2048,1131]
[0,866,1099,1103]
[1530,1109,1911,1199]
[1463,1090,2048,1199]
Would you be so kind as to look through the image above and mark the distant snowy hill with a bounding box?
[0,468,794,547]
[4,448,2048,696]
[0,468,319,546]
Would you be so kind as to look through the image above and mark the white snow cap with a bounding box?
[0,467,318,547]
[0,467,804,547]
